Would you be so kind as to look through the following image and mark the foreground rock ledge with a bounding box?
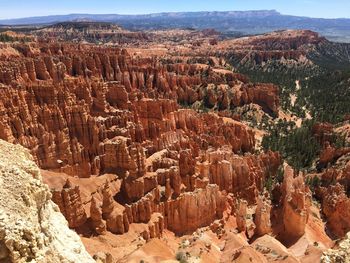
[322,232,350,263]
[0,139,93,263]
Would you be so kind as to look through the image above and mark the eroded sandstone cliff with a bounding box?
[0,139,93,263]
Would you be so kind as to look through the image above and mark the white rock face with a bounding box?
[321,232,350,263]
[0,140,94,263]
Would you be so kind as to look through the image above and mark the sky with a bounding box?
[0,0,349,20]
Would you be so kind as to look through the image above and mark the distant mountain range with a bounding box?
[1,10,350,42]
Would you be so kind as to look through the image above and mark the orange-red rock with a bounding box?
[281,165,311,239]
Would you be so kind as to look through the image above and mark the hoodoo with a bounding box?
[0,5,349,262]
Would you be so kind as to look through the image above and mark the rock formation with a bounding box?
[236,199,248,233]
[51,179,87,228]
[0,139,93,263]
[281,165,311,239]
[321,232,350,263]
[166,185,226,235]
[90,196,106,234]
[254,192,272,237]
[318,184,350,238]
[0,41,277,177]
[199,146,281,204]
[212,30,327,74]
[319,142,350,167]
[0,30,343,262]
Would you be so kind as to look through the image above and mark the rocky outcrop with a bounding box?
[232,83,279,115]
[101,182,225,236]
[318,184,350,238]
[254,192,272,237]
[51,179,87,228]
[103,137,146,178]
[236,199,248,233]
[281,165,311,239]
[319,142,350,167]
[200,82,279,115]
[90,196,106,234]
[199,146,281,203]
[166,184,226,235]
[312,122,334,145]
[0,139,93,263]
[321,232,350,263]
[147,213,164,239]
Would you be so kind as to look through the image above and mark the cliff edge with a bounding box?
[0,139,94,263]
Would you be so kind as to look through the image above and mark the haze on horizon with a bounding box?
[0,0,349,20]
